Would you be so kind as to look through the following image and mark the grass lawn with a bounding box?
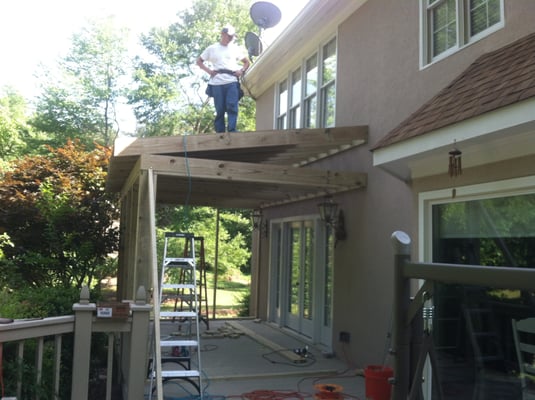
[161,270,251,318]
[101,270,251,318]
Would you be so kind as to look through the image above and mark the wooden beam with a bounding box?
[140,154,367,189]
[113,126,368,157]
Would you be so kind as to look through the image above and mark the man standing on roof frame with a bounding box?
[197,24,250,133]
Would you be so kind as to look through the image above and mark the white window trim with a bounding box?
[419,0,505,69]
[275,35,337,129]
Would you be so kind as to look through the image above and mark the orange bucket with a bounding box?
[364,365,393,400]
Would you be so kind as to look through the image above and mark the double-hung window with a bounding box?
[421,0,504,66]
[276,37,337,129]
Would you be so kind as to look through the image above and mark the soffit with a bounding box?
[373,98,535,181]
[107,126,368,209]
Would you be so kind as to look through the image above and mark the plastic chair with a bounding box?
[512,317,535,400]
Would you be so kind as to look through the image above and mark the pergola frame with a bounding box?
[106,127,368,301]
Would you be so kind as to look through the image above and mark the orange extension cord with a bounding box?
[226,385,345,400]
[313,384,344,400]
[227,390,307,400]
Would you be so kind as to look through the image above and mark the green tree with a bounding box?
[31,17,131,147]
[157,206,251,276]
[0,141,119,289]
[129,0,256,136]
[0,87,31,161]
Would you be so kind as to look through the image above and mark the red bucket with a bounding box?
[364,365,393,400]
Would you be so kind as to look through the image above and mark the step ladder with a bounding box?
[176,236,209,329]
[149,232,203,400]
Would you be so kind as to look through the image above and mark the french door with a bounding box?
[269,217,333,346]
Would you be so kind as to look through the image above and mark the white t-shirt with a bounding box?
[200,42,246,85]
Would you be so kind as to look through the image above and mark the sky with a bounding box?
[0,0,309,100]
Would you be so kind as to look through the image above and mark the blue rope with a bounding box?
[182,133,193,227]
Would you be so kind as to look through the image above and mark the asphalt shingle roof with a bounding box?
[373,32,535,150]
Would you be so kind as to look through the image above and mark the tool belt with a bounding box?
[217,68,237,76]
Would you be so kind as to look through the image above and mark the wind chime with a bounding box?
[448,141,462,198]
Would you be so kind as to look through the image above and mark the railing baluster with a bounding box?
[16,341,24,399]
[53,334,62,400]
[106,333,114,400]
[35,336,44,400]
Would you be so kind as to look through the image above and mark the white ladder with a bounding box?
[149,232,203,400]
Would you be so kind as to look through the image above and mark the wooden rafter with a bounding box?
[107,126,368,209]
[139,154,366,209]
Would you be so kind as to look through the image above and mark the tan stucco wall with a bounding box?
[254,85,275,131]
[253,0,535,367]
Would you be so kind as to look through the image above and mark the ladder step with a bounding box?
[162,283,196,290]
[162,370,200,379]
[161,340,198,347]
[160,311,197,318]
[164,258,195,267]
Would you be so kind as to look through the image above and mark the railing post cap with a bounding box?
[79,285,90,304]
[391,230,411,255]
[135,286,147,305]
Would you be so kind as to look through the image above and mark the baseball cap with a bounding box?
[221,24,236,36]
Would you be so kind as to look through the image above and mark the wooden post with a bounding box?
[124,286,152,400]
[71,286,96,400]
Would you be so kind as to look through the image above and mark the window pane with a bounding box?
[277,114,287,129]
[305,95,317,128]
[303,225,314,320]
[291,68,301,107]
[305,55,317,97]
[323,226,334,327]
[278,80,287,116]
[470,0,501,37]
[322,39,337,84]
[431,0,457,57]
[289,106,301,129]
[431,193,535,396]
[288,227,300,315]
[322,82,336,127]
[277,80,287,129]
[434,194,535,242]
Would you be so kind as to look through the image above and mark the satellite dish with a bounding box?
[250,1,282,31]
[245,32,263,59]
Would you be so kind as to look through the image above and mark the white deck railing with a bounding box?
[0,286,151,400]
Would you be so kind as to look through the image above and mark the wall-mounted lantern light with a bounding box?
[252,209,268,238]
[318,196,347,245]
